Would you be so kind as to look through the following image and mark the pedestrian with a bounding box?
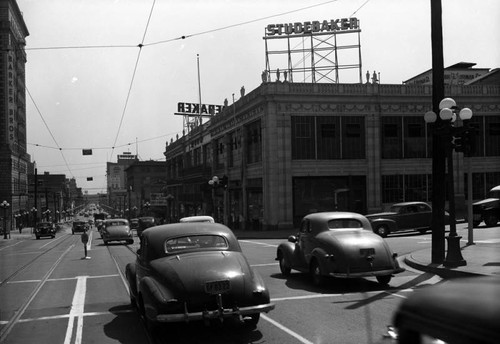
[81,229,90,259]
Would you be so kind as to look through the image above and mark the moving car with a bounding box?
[137,216,156,237]
[34,222,56,239]
[180,215,215,223]
[276,212,404,286]
[365,201,446,237]
[125,222,274,329]
[472,185,500,227]
[101,218,133,245]
[72,220,89,234]
[393,277,500,344]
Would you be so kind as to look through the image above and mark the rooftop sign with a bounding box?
[266,18,359,37]
[176,102,224,116]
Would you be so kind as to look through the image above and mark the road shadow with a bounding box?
[103,305,149,343]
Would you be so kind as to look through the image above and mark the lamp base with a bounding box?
[443,235,467,267]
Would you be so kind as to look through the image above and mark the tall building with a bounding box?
[0,0,29,232]
[106,152,138,215]
[163,67,500,231]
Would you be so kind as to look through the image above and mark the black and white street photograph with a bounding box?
[1,0,499,343]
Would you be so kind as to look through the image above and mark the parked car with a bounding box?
[101,219,133,245]
[34,222,56,239]
[125,222,274,330]
[393,277,500,344]
[72,220,89,234]
[137,216,156,237]
[276,212,404,286]
[365,201,446,237]
[180,215,215,223]
[472,185,500,227]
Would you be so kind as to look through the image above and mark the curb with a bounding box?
[404,253,483,279]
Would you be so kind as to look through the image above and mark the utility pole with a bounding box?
[430,0,446,264]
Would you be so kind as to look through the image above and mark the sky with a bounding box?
[17,0,500,194]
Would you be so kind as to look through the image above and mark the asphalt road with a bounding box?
[1,222,494,344]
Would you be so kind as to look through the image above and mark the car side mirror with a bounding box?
[288,235,297,243]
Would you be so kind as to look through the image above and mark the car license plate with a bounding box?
[360,248,375,256]
[205,280,231,294]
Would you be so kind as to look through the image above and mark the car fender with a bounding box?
[276,241,296,266]
[125,263,137,298]
[369,218,397,231]
[139,276,175,320]
[310,246,332,273]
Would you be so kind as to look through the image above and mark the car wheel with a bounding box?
[310,260,325,287]
[127,239,134,245]
[36,236,40,240]
[376,275,392,285]
[72,231,74,235]
[244,313,260,328]
[278,252,291,276]
[374,225,389,237]
[484,213,498,227]
[104,241,108,245]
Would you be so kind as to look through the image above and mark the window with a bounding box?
[317,117,340,159]
[292,116,315,159]
[342,117,365,159]
[404,117,426,158]
[382,117,402,158]
[485,117,500,156]
[247,120,262,164]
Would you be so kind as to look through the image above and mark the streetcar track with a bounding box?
[0,233,76,288]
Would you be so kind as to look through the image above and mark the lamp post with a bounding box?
[424,97,472,267]
[143,202,150,216]
[208,176,220,221]
[1,200,10,239]
[31,207,37,229]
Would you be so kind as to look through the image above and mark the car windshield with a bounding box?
[164,235,228,253]
[327,219,364,230]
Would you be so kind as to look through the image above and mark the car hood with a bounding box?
[365,212,397,219]
[149,251,254,300]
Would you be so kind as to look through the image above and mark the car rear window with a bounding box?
[164,235,228,253]
[106,221,127,226]
[327,219,363,229]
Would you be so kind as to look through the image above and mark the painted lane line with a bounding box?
[239,240,277,248]
[64,276,87,344]
[262,314,314,344]
[0,244,75,343]
[16,309,134,323]
[6,274,120,285]
[251,263,279,267]
[40,234,67,249]
[0,241,23,251]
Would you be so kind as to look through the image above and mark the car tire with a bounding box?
[484,213,498,227]
[244,313,260,328]
[310,260,325,287]
[72,231,74,235]
[127,239,134,245]
[374,225,389,238]
[278,252,291,276]
[376,275,392,285]
[36,236,40,240]
[104,240,108,245]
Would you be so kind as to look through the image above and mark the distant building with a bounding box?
[125,160,168,219]
[0,0,29,232]
[403,62,491,86]
[163,66,500,231]
[106,152,138,215]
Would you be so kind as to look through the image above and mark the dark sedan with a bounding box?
[125,222,274,330]
[72,220,89,234]
[34,222,56,239]
[365,201,448,237]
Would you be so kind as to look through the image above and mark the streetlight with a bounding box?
[424,97,473,267]
[143,202,150,216]
[1,200,10,239]
[31,207,37,229]
[208,176,220,220]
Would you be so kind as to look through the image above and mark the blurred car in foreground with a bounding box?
[35,222,56,239]
[393,277,500,344]
[365,202,446,237]
[180,215,215,223]
[276,212,404,286]
[72,220,89,234]
[137,216,156,237]
[101,218,133,245]
[472,185,500,227]
[125,222,274,330]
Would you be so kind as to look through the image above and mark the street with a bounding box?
[0,222,497,344]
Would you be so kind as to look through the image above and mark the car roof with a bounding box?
[104,218,129,224]
[302,212,372,234]
[142,223,241,259]
[391,201,428,207]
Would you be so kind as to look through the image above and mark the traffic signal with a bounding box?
[452,134,464,152]
[221,175,228,188]
[462,127,476,155]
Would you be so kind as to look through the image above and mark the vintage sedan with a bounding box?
[101,218,133,245]
[72,220,89,234]
[276,212,404,286]
[365,201,446,237]
[34,222,56,239]
[125,222,274,329]
[180,215,215,223]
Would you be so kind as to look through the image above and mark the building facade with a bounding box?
[0,0,29,233]
[106,152,138,214]
[163,77,500,231]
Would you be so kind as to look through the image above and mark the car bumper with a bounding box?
[330,267,405,278]
[155,302,275,323]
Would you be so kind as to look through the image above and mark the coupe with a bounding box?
[125,222,274,329]
[276,212,404,286]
